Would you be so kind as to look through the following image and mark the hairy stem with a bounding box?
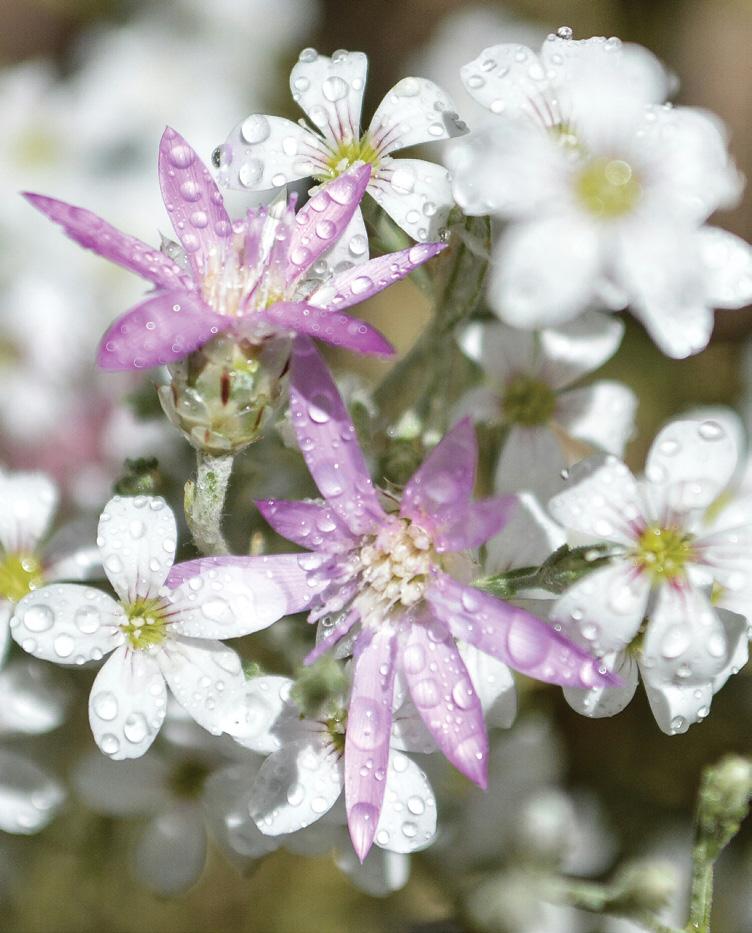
[184,451,234,555]
[687,845,713,933]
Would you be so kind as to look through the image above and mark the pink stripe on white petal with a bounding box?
[158,127,233,278]
[97,289,228,371]
[259,302,393,357]
[345,627,397,863]
[256,498,356,552]
[23,192,189,291]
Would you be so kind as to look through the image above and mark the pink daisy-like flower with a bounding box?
[23,127,445,371]
[170,337,615,861]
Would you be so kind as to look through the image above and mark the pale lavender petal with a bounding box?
[433,496,517,553]
[158,127,233,277]
[427,573,618,690]
[256,498,357,553]
[97,289,228,371]
[345,628,397,862]
[23,193,189,290]
[401,418,477,529]
[290,337,387,535]
[309,242,446,312]
[287,166,371,283]
[167,554,320,614]
[400,616,488,788]
[305,609,359,665]
[259,302,393,356]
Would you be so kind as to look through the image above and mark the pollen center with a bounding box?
[576,157,641,219]
[0,552,44,603]
[634,526,695,583]
[502,374,557,427]
[121,598,168,650]
[318,135,380,180]
[359,518,434,615]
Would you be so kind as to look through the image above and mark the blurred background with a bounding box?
[2,1,752,931]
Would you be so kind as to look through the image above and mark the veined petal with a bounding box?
[563,649,639,718]
[345,627,397,862]
[287,166,371,284]
[368,159,454,242]
[256,499,356,553]
[97,288,228,371]
[168,554,319,615]
[459,643,517,729]
[290,337,386,535]
[167,565,288,639]
[22,193,188,291]
[97,495,177,603]
[133,804,207,895]
[369,77,465,156]
[401,617,488,788]
[219,115,328,191]
[157,636,245,734]
[250,737,343,835]
[309,240,445,312]
[290,49,368,146]
[551,562,650,657]
[427,573,617,690]
[158,127,232,278]
[555,381,637,456]
[538,311,625,390]
[260,302,393,356]
[433,496,516,553]
[0,471,57,553]
[699,227,752,310]
[88,646,166,760]
[0,748,65,835]
[11,584,124,665]
[374,751,436,853]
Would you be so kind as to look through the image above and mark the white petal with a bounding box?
[555,381,637,456]
[157,636,245,734]
[369,77,465,156]
[369,158,453,241]
[335,846,410,897]
[489,216,600,328]
[712,609,749,692]
[168,565,288,639]
[312,208,370,277]
[44,546,102,583]
[250,738,343,836]
[0,602,10,668]
[548,455,643,546]
[0,658,71,736]
[221,676,300,754]
[97,496,177,603]
[459,643,516,728]
[73,749,171,815]
[219,115,327,190]
[133,803,207,895]
[390,698,436,754]
[698,227,752,310]
[290,49,368,145]
[538,311,625,389]
[0,471,57,553]
[485,492,566,573]
[203,761,280,861]
[460,43,548,120]
[373,751,436,853]
[641,677,713,736]
[0,748,65,834]
[645,418,738,511]
[11,583,124,665]
[551,562,649,657]
[88,646,167,759]
[459,320,538,392]
[495,425,567,501]
[563,650,639,718]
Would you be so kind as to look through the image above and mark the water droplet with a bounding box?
[323,76,349,102]
[23,604,54,633]
[123,713,149,744]
[169,144,195,169]
[92,691,119,721]
[53,634,75,658]
[411,677,440,709]
[241,114,271,145]
[286,782,305,806]
[311,795,330,813]
[661,624,691,659]
[407,795,425,816]
[239,159,263,187]
[101,733,121,756]
[698,420,725,441]
[105,555,123,575]
[75,606,100,634]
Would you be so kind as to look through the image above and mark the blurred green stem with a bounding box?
[474,544,612,598]
[184,451,233,555]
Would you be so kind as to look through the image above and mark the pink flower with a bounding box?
[23,127,445,371]
[170,338,615,861]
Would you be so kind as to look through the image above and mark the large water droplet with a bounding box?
[241,114,271,145]
[23,604,54,633]
[92,691,119,721]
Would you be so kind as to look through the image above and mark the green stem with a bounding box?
[184,451,234,555]
[687,844,713,933]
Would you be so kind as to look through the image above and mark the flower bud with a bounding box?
[609,858,678,914]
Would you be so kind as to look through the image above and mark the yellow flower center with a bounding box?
[317,134,381,180]
[502,374,557,427]
[576,157,642,219]
[634,526,695,583]
[0,552,44,603]
[120,598,168,650]
[359,518,435,613]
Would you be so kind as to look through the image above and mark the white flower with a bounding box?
[457,312,636,500]
[0,747,65,836]
[448,34,752,358]
[10,495,289,759]
[0,658,72,737]
[548,417,752,734]
[218,48,465,262]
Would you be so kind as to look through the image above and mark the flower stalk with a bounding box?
[184,451,234,556]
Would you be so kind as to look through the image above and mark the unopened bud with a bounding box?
[697,754,752,857]
[609,858,678,914]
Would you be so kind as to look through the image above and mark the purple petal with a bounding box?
[400,615,488,788]
[290,337,387,535]
[434,496,517,552]
[167,554,320,614]
[158,127,233,278]
[256,498,356,552]
[310,241,446,312]
[401,418,478,529]
[259,302,393,357]
[427,573,619,689]
[97,289,229,371]
[287,165,371,283]
[345,628,397,862]
[304,608,359,665]
[23,192,189,290]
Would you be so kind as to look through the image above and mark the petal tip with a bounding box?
[347,801,379,863]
